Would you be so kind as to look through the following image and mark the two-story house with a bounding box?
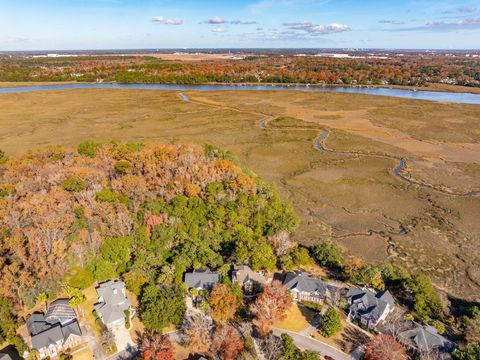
[281,271,337,304]
[26,299,82,359]
[94,280,134,330]
[346,287,395,330]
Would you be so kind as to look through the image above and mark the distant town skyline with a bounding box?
[1,0,480,50]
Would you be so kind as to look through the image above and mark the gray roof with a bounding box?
[45,299,77,325]
[282,272,332,296]
[184,269,219,290]
[26,300,81,350]
[95,280,131,326]
[232,265,266,286]
[0,346,22,360]
[347,287,395,323]
[400,324,456,353]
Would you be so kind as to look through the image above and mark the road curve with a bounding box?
[273,328,353,360]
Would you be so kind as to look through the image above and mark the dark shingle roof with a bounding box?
[233,265,266,285]
[185,269,219,290]
[400,324,456,353]
[282,272,332,295]
[347,287,395,323]
[26,299,81,350]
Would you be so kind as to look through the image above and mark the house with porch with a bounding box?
[184,269,219,291]
[231,265,266,293]
[95,280,134,330]
[26,299,82,359]
[281,271,337,304]
[346,287,395,330]
[399,323,456,359]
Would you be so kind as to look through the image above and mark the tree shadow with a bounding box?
[338,326,370,353]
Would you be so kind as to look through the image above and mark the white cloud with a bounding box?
[212,27,226,33]
[152,16,184,25]
[378,19,405,25]
[282,21,350,35]
[442,6,477,14]
[204,17,257,25]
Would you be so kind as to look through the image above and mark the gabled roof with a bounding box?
[233,265,266,285]
[347,287,395,322]
[95,280,131,326]
[96,280,129,306]
[400,323,455,353]
[282,272,331,295]
[0,346,22,360]
[26,300,81,350]
[45,299,77,325]
[185,269,219,289]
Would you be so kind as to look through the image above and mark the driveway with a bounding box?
[81,322,105,360]
[272,328,353,360]
[113,326,135,353]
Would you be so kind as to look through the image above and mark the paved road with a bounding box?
[272,328,353,360]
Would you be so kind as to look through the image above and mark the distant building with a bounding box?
[399,323,456,358]
[184,269,219,291]
[95,280,134,330]
[26,299,82,359]
[281,271,338,304]
[346,287,395,329]
[231,265,266,293]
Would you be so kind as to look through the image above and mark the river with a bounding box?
[1,83,480,104]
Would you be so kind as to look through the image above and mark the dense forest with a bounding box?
[1,54,480,87]
[0,142,298,311]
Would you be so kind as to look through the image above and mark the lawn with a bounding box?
[312,313,371,353]
[274,303,316,333]
[72,347,93,360]
[82,285,102,337]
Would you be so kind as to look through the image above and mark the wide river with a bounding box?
[1,83,480,104]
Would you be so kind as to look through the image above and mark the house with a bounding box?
[95,280,134,330]
[281,271,337,304]
[184,269,219,291]
[399,323,456,358]
[231,265,266,293]
[0,346,22,360]
[26,299,82,359]
[346,287,395,329]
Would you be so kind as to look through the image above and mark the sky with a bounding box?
[1,0,480,50]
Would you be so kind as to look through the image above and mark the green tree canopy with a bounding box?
[319,308,342,338]
[311,241,343,269]
[140,284,186,332]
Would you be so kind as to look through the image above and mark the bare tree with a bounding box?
[259,334,282,360]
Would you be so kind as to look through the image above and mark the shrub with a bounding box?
[319,308,342,338]
[77,140,103,157]
[62,176,86,192]
[114,160,133,174]
[311,241,343,269]
[0,150,8,164]
[302,301,323,313]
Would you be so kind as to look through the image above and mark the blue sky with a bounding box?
[1,0,480,50]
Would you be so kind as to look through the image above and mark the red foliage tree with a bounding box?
[251,280,292,336]
[211,325,244,360]
[364,334,407,360]
[139,331,175,360]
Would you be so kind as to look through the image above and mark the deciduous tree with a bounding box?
[251,280,291,337]
[209,284,240,323]
[211,325,244,360]
[364,334,407,360]
[139,331,175,360]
